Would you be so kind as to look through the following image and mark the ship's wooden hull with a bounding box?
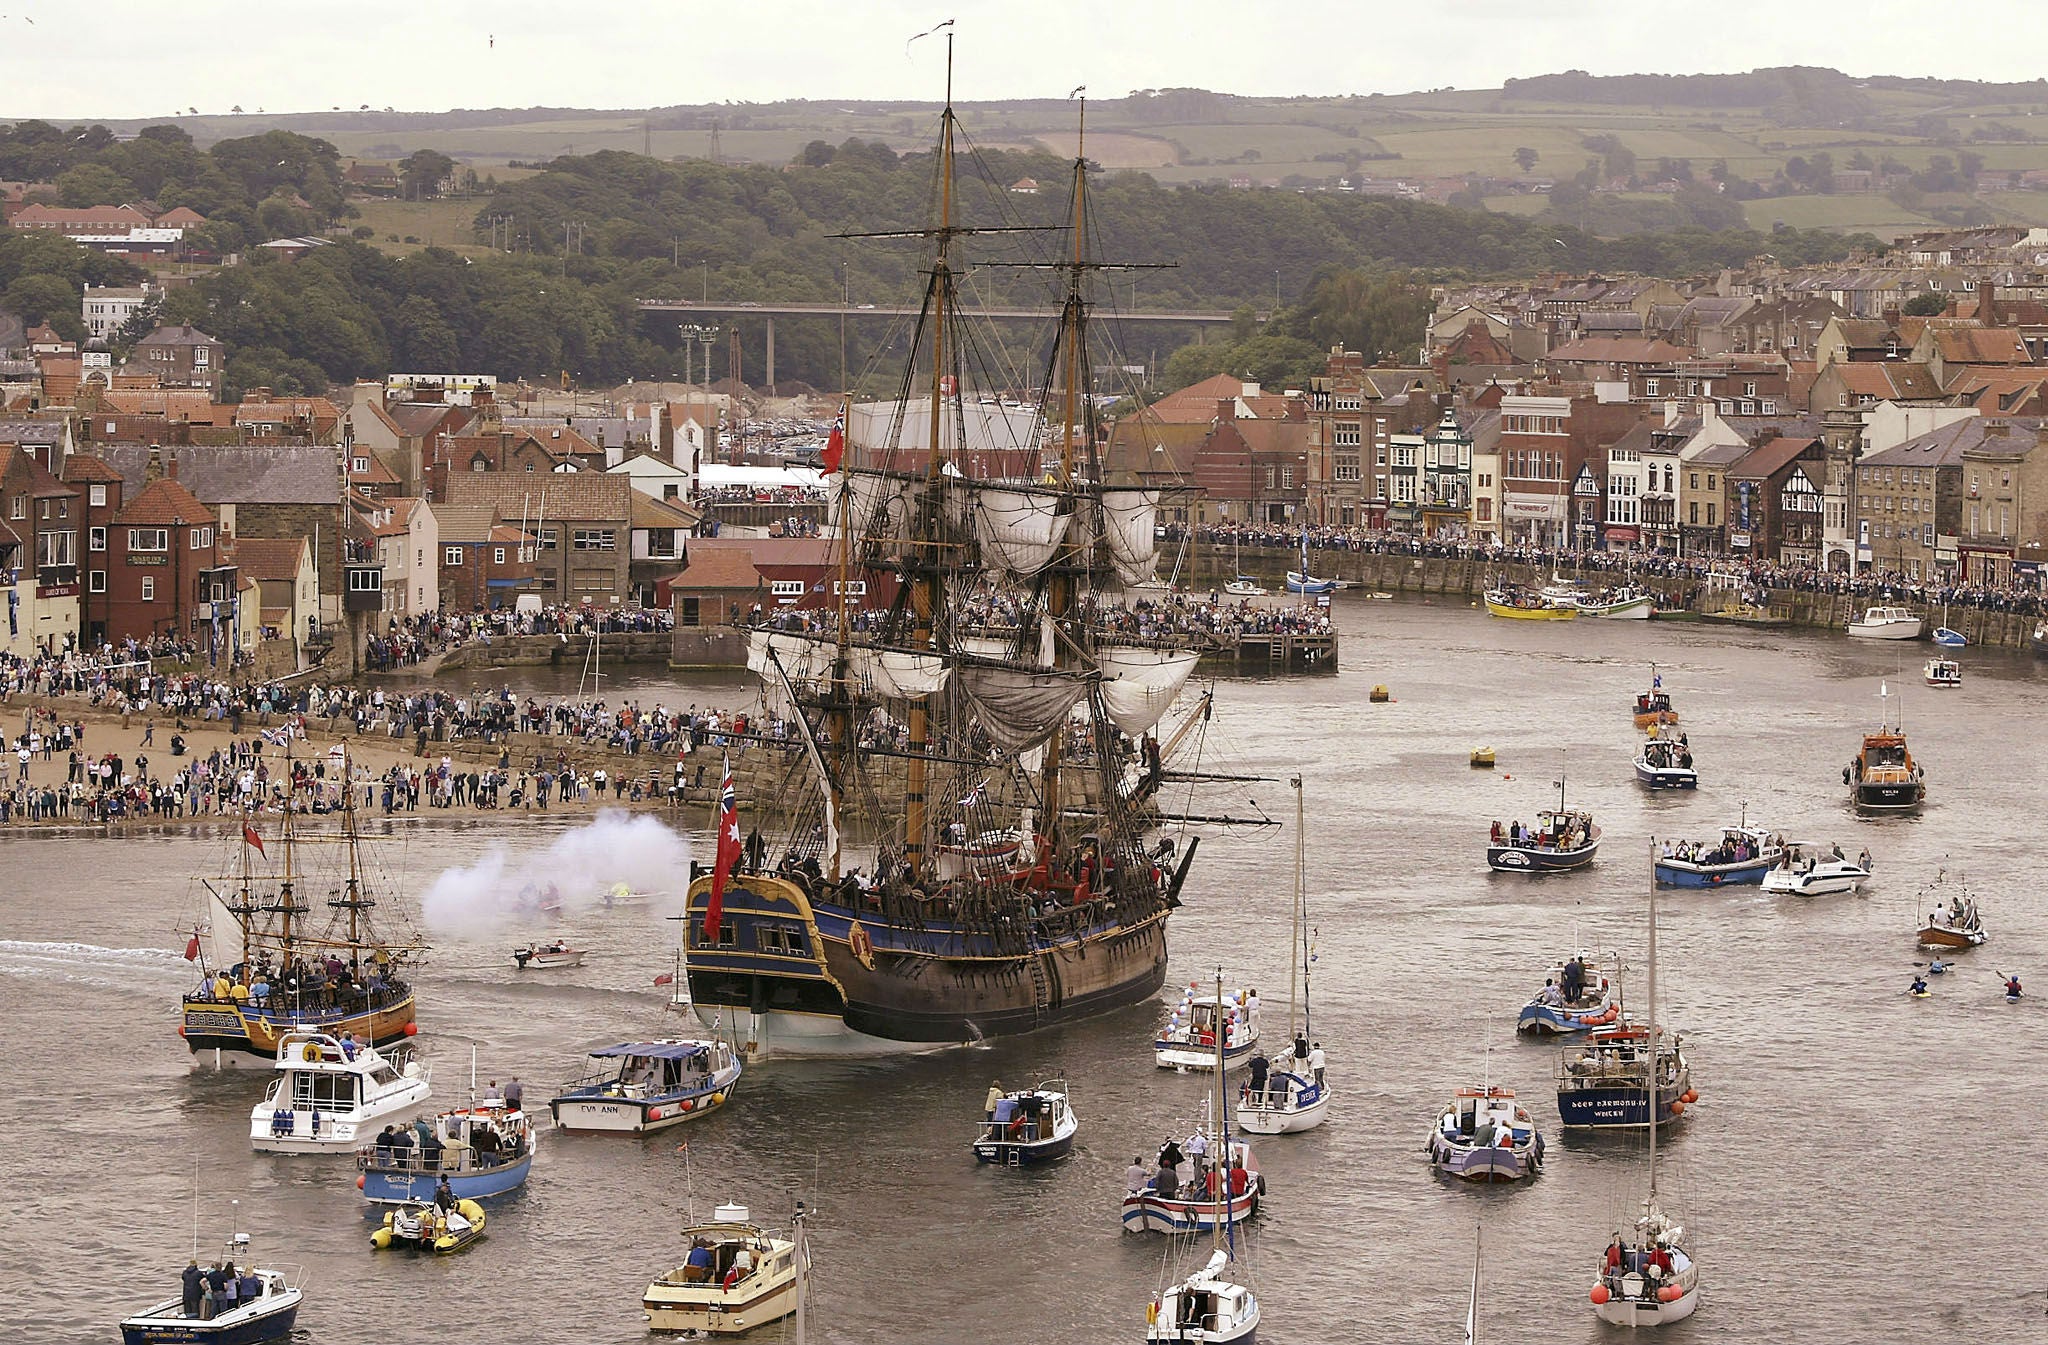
[180,993,417,1059]
[684,873,1169,1056]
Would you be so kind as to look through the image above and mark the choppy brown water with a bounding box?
[7,595,2046,1342]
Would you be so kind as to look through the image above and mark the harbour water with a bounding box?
[7,593,2045,1341]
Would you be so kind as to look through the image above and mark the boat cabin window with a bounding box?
[367,1063,399,1086]
[696,920,739,949]
[754,924,809,955]
[292,1069,361,1111]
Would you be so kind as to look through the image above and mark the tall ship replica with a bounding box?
[681,62,1215,1056]
[180,750,426,1057]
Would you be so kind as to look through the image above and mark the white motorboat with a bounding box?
[1576,584,1655,619]
[549,1039,742,1133]
[250,1030,431,1155]
[1760,845,1871,896]
[1924,657,1962,688]
[119,1231,303,1345]
[1238,775,1330,1136]
[644,1203,810,1336]
[1587,845,1701,1327]
[1154,984,1259,1071]
[512,941,586,969]
[1222,576,1266,597]
[1846,605,1922,639]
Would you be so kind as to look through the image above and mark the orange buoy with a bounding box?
[1590,1284,1611,1305]
[1668,1099,1685,1116]
[1658,1285,1683,1303]
[1681,1089,1698,1104]
[403,1022,418,1036]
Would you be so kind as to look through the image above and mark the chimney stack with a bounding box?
[144,442,164,483]
[1979,279,1998,327]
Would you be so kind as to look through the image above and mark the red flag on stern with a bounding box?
[704,757,741,942]
[183,933,201,961]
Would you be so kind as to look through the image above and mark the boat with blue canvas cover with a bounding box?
[549,1039,741,1133]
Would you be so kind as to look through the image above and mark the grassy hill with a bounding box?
[26,68,2048,241]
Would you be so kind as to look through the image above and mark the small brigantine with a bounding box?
[180,749,427,1059]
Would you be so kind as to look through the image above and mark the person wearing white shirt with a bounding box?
[1308,1042,1326,1087]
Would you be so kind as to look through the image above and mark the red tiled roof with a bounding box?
[113,476,214,526]
[60,454,125,483]
[222,536,307,580]
[674,548,764,590]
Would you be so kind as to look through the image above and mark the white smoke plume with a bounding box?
[419,811,693,934]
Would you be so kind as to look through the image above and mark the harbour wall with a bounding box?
[1186,547,2045,651]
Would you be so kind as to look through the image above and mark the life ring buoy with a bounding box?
[302,1043,323,1062]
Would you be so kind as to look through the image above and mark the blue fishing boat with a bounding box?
[357,1100,536,1204]
[1517,952,1618,1035]
[1555,1024,1695,1130]
[1654,816,1782,888]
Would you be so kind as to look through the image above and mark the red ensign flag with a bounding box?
[243,825,266,856]
[704,758,742,942]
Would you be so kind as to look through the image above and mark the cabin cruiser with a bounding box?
[1760,844,1872,896]
[1222,576,1266,597]
[370,1196,486,1254]
[250,1030,430,1155]
[358,1100,537,1203]
[1634,727,1696,790]
[1917,878,1986,949]
[512,941,585,969]
[1924,657,1962,688]
[119,1232,302,1345]
[1428,1085,1545,1182]
[1518,953,1618,1035]
[1488,808,1600,873]
[1556,1025,1696,1130]
[1655,820,1782,887]
[1575,584,1654,619]
[1846,605,1923,639]
[549,1039,742,1133]
[643,1203,809,1336]
[974,1080,1078,1165]
[1155,985,1259,1071]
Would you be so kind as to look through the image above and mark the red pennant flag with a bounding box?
[243,824,266,856]
[653,972,675,986]
[183,933,201,962]
[703,756,741,942]
[821,416,845,474]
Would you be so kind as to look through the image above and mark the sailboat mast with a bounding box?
[1288,774,1302,1037]
[340,751,365,961]
[1212,965,1227,1257]
[1645,838,1659,1202]
[903,31,958,877]
[277,764,298,959]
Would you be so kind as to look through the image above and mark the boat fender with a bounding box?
[1667,1099,1685,1116]
[681,1099,695,1113]
[1658,1285,1684,1303]
[710,1091,725,1105]
[302,1043,323,1062]
[1681,1089,1698,1104]
[1146,1301,1159,1326]
[1590,1284,1611,1305]
[1255,1173,1266,1196]
[356,1174,365,1190]
[404,1022,418,1036]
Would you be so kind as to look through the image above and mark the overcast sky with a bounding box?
[2,0,2042,120]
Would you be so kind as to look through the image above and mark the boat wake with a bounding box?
[0,938,191,991]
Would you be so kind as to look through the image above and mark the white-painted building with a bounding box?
[80,283,157,342]
[606,451,694,503]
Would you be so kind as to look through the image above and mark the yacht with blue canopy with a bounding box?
[549,1039,742,1134]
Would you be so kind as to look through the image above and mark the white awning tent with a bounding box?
[697,464,826,491]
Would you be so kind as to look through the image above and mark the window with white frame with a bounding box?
[89,484,107,507]
[572,529,616,551]
[89,526,106,551]
[140,576,155,601]
[494,547,506,564]
[128,527,168,552]
[190,526,212,548]
[446,547,464,566]
[88,569,106,593]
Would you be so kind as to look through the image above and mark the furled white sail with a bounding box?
[840,471,921,542]
[1097,646,1200,735]
[959,634,1018,661]
[974,487,1071,576]
[958,665,1090,751]
[747,630,834,683]
[1101,489,1160,586]
[859,647,952,699]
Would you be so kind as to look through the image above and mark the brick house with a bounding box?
[1497,389,1643,547]
[1724,436,1826,563]
[442,472,635,606]
[432,503,536,611]
[61,452,126,643]
[104,454,219,643]
[0,442,83,655]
